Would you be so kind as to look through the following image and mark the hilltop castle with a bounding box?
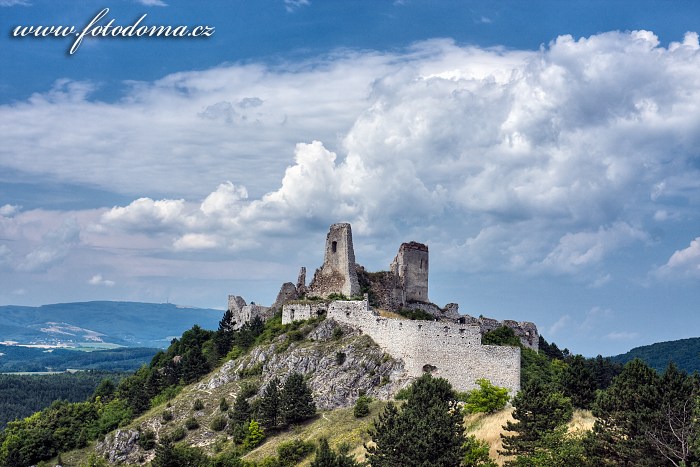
[227,222,538,393]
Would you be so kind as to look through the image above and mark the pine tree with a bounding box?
[561,355,596,409]
[366,373,465,466]
[279,372,316,425]
[500,378,573,460]
[229,392,251,442]
[591,358,663,466]
[258,376,281,430]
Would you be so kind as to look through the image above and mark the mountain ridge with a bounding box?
[0,301,223,349]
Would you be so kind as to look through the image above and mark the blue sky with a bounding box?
[1,0,699,357]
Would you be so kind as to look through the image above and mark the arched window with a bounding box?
[331,241,337,253]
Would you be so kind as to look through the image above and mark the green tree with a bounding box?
[243,420,265,450]
[482,326,521,347]
[501,379,573,460]
[561,355,596,409]
[311,438,359,467]
[279,373,316,426]
[229,392,251,443]
[507,427,592,467]
[152,439,212,467]
[462,435,497,467]
[591,358,663,466]
[353,395,371,418]
[462,379,510,414]
[258,377,281,430]
[366,373,465,466]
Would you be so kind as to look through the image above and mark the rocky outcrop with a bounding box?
[96,429,141,464]
[201,318,409,410]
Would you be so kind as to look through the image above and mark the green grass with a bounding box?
[243,399,388,465]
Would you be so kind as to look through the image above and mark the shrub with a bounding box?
[138,429,157,450]
[239,380,260,399]
[168,426,186,442]
[219,397,229,412]
[277,438,316,467]
[394,386,411,400]
[185,416,199,430]
[354,395,371,418]
[193,399,204,411]
[332,327,344,340]
[210,415,227,432]
[161,410,173,422]
[335,351,346,365]
[238,362,263,378]
[461,379,510,414]
[397,308,435,321]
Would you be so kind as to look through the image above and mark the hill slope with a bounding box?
[0,301,223,349]
[610,337,700,373]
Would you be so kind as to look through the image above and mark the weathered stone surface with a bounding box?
[96,429,141,464]
[324,299,521,395]
[227,294,275,330]
[390,241,429,303]
[307,223,361,298]
[272,282,299,310]
[198,318,409,410]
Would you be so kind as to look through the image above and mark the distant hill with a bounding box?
[610,337,700,374]
[0,301,223,349]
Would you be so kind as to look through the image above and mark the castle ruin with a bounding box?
[227,222,539,393]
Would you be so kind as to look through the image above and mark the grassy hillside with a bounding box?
[610,337,700,373]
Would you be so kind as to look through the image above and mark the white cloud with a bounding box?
[0,0,30,6]
[656,237,700,278]
[604,331,639,341]
[88,274,115,287]
[540,223,647,274]
[284,0,310,12]
[548,315,570,336]
[16,218,80,272]
[134,0,167,6]
[4,31,700,283]
[0,205,18,216]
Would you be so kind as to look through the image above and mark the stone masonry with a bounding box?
[282,297,521,394]
[307,223,361,298]
[227,295,275,330]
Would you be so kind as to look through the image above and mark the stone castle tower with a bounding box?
[390,241,429,303]
[307,223,361,298]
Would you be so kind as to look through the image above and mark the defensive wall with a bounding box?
[282,298,520,394]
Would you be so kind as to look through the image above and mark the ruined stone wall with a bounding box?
[326,299,521,394]
[462,316,539,350]
[308,223,360,298]
[282,302,329,324]
[390,242,429,303]
[228,295,274,330]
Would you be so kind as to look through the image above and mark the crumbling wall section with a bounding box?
[282,302,329,324]
[390,241,429,303]
[307,223,360,298]
[327,300,520,394]
[462,316,540,350]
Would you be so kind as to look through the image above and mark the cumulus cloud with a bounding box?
[4,31,700,283]
[88,274,115,287]
[16,218,80,272]
[656,237,700,278]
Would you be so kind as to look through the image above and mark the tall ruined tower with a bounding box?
[390,241,429,303]
[307,223,361,298]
